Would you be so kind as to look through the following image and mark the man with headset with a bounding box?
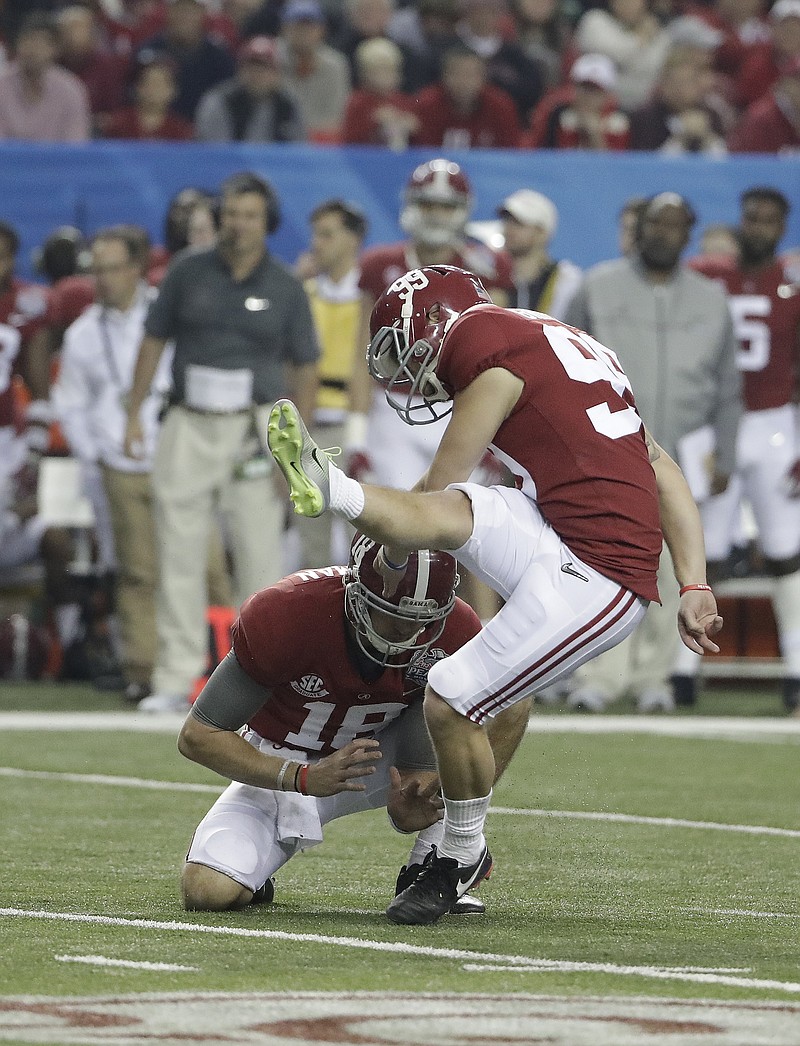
[124,171,319,714]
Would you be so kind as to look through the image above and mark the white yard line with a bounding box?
[2,908,799,994]
[54,955,199,972]
[3,766,798,839]
[692,907,799,920]
[527,715,800,740]
[0,767,221,793]
[0,712,185,732]
[490,806,800,838]
[1,711,800,740]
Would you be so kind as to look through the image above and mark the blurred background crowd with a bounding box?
[0,0,799,153]
[0,0,798,718]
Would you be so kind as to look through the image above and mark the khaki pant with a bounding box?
[102,465,232,687]
[568,543,680,701]
[294,419,350,569]
[151,406,284,696]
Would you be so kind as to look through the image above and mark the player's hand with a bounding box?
[387,767,443,832]
[307,738,381,796]
[785,459,800,498]
[375,545,408,598]
[123,414,145,459]
[678,589,723,654]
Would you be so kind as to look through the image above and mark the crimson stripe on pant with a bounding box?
[467,588,640,724]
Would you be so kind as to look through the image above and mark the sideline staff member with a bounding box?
[124,171,318,714]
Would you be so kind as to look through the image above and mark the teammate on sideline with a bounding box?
[267,264,722,925]
[685,186,800,714]
[178,533,530,913]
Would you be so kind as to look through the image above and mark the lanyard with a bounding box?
[98,309,124,390]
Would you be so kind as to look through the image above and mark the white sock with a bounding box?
[438,791,492,866]
[407,822,443,867]
[774,571,800,678]
[55,604,82,646]
[328,463,365,520]
[673,644,702,677]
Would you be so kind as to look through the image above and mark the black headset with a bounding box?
[220,171,281,235]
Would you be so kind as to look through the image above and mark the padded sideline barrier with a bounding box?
[2,142,798,279]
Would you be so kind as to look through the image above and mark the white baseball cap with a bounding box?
[570,53,617,91]
[498,190,558,236]
[771,0,800,19]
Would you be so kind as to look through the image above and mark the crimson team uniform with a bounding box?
[693,255,800,565]
[186,566,481,891]
[421,305,661,723]
[411,82,522,148]
[359,241,513,489]
[0,278,49,570]
[0,277,47,428]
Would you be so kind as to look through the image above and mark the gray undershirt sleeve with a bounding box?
[393,698,437,772]
[190,650,272,731]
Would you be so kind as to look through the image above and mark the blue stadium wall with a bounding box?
[2,142,798,279]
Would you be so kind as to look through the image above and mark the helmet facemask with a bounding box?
[399,201,470,249]
[344,537,458,668]
[368,319,454,425]
[367,265,493,425]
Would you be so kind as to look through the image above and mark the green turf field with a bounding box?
[1,680,798,1045]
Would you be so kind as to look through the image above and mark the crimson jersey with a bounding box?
[231,567,481,756]
[692,256,800,412]
[44,275,96,329]
[359,241,513,303]
[439,305,661,602]
[0,278,47,428]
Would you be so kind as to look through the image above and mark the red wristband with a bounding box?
[679,584,712,596]
[298,763,310,795]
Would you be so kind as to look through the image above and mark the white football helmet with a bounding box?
[399,158,473,249]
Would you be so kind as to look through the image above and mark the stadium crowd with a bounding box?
[0,0,799,153]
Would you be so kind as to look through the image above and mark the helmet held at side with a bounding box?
[399,158,473,248]
[367,264,492,424]
[345,533,458,667]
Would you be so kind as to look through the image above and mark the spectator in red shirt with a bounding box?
[526,52,630,150]
[56,4,130,129]
[341,36,418,147]
[728,52,800,152]
[102,52,194,140]
[411,43,521,148]
[455,0,545,123]
[735,0,800,109]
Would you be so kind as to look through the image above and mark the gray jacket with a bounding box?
[194,80,305,143]
[564,256,742,476]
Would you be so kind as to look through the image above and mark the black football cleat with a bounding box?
[783,678,800,713]
[395,859,488,916]
[386,845,493,925]
[250,877,275,905]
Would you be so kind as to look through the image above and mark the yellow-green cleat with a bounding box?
[267,399,330,517]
